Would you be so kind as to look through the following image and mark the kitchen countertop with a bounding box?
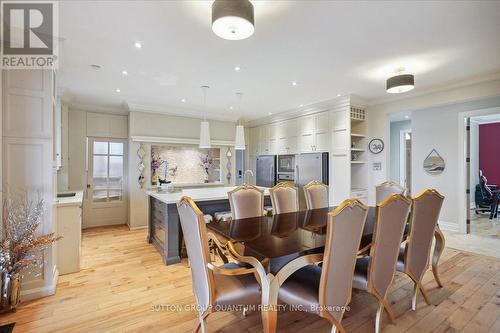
[147,186,270,205]
[56,191,84,207]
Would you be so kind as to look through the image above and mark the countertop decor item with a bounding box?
[423,149,445,174]
[200,153,213,183]
[369,138,384,154]
[0,195,60,312]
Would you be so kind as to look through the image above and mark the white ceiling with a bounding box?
[58,0,500,121]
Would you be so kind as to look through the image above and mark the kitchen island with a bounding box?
[146,186,271,265]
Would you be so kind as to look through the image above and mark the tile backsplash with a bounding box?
[151,145,221,184]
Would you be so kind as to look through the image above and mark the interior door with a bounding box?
[399,130,412,195]
[84,138,127,228]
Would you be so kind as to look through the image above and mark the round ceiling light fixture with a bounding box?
[386,74,415,94]
[212,0,255,40]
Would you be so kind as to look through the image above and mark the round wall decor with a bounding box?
[369,138,384,154]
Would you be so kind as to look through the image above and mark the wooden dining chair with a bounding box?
[275,199,368,333]
[177,196,269,333]
[396,189,444,310]
[352,193,411,333]
[269,182,299,214]
[228,183,266,220]
[304,180,329,209]
[376,181,406,204]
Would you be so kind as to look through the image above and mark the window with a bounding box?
[92,141,124,202]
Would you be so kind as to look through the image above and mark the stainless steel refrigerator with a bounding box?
[256,155,276,188]
[295,152,329,210]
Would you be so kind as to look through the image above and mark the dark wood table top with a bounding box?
[207,206,380,273]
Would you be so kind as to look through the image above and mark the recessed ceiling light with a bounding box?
[229,106,233,110]
[90,64,101,70]
[268,112,273,115]
[234,66,241,71]
[134,41,142,49]
[336,94,341,97]
[299,104,304,107]
[292,81,297,86]
[122,70,128,75]
[115,88,121,93]
[404,115,409,119]
[181,98,186,103]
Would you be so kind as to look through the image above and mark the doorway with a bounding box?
[389,115,412,194]
[84,138,128,228]
[467,114,500,238]
[399,129,412,195]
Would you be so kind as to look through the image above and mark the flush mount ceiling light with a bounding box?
[212,0,255,40]
[386,74,415,94]
[199,86,211,149]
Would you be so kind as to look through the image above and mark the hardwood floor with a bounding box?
[1,226,499,333]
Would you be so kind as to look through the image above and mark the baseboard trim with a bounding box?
[20,268,59,302]
[438,220,459,233]
[128,225,147,231]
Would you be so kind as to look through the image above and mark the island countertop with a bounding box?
[146,186,270,204]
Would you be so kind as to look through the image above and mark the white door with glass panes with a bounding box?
[84,138,127,228]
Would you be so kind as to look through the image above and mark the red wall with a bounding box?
[479,122,500,185]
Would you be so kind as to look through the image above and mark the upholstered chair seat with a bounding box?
[278,265,322,314]
[214,263,262,306]
[352,256,370,291]
[304,180,329,209]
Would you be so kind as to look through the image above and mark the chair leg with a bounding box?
[242,306,249,317]
[331,322,347,333]
[432,226,445,288]
[375,302,384,333]
[418,284,431,305]
[411,283,418,311]
[195,312,209,333]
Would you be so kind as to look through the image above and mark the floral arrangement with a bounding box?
[0,195,60,277]
[200,154,213,174]
[151,153,161,173]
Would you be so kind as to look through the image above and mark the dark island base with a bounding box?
[148,196,272,265]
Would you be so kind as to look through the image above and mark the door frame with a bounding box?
[458,106,500,234]
[84,137,128,227]
[399,129,412,188]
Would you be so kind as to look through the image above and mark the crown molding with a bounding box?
[366,70,500,107]
[244,94,366,127]
[126,102,237,123]
[68,102,128,115]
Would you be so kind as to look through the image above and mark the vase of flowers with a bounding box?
[151,156,161,186]
[200,154,213,183]
[0,195,60,313]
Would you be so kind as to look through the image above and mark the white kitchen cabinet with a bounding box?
[268,123,278,154]
[298,112,330,152]
[54,97,62,169]
[258,125,271,155]
[56,192,83,275]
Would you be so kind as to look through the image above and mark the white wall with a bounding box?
[469,121,479,207]
[367,78,500,233]
[128,111,236,229]
[389,120,411,183]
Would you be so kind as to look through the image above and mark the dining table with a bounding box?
[206,206,445,333]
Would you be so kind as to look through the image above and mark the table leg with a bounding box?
[261,275,279,333]
[432,225,445,288]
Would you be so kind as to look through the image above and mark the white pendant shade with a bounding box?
[199,121,211,148]
[235,124,245,150]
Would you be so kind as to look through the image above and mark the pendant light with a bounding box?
[386,73,415,94]
[234,92,246,150]
[199,86,211,148]
[212,0,255,40]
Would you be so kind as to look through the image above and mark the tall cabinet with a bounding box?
[2,69,58,300]
[247,96,368,206]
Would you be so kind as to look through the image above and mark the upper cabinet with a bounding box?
[86,113,128,139]
[298,112,330,152]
